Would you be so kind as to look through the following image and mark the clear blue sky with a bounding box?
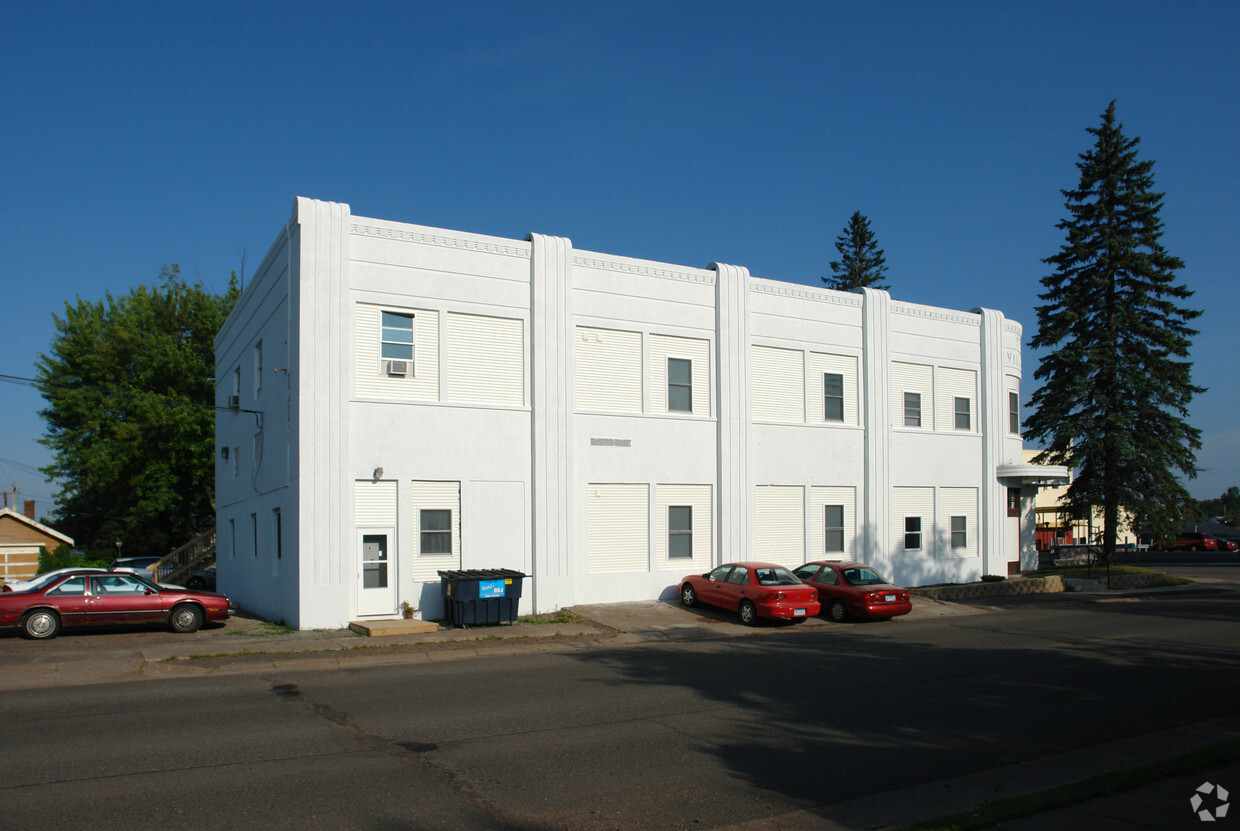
[2,0,1237,518]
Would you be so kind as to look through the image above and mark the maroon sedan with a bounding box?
[0,569,232,640]
[793,561,911,622]
[680,562,820,625]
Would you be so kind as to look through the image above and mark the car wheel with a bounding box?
[186,575,206,589]
[169,604,204,634]
[1192,545,1202,552]
[738,600,758,626]
[21,609,60,640]
[828,599,848,623]
[681,584,697,607]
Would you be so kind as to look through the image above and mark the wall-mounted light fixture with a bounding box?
[372,466,384,482]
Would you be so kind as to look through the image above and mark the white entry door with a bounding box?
[358,530,396,616]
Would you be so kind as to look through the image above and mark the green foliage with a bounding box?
[1197,486,1240,524]
[37,543,107,574]
[1026,102,1202,564]
[824,211,890,291]
[36,266,240,559]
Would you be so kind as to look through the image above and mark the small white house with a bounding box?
[215,197,1065,629]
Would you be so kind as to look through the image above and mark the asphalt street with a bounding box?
[0,572,1237,830]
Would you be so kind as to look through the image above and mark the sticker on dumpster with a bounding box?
[479,579,505,598]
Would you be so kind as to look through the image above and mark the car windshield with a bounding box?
[753,567,800,586]
[841,567,888,586]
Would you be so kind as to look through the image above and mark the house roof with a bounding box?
[0,507,74,546]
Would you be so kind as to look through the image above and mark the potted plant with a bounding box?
[400,600,416,620]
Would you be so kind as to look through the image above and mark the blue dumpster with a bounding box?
[438,569,526,627]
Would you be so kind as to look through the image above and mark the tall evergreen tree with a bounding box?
[1026,102,1203,563]
[36,266,240,558]
[824,211,890,291]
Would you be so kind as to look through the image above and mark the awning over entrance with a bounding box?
[996,463,1070,487]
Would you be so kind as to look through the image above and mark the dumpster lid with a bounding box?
[437,569,527,579]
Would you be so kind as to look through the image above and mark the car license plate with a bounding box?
[884,594,896,602]
[793,608,806,616]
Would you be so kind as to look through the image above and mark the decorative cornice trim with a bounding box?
[350,223,531,259]
[892,302,980,326]
[749,279,864,307]
[572,255,714,286]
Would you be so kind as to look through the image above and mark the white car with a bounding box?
[3,567,106,593]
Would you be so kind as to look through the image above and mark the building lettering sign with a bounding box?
[590,438,632,448]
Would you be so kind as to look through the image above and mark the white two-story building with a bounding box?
[215,197,1064,629]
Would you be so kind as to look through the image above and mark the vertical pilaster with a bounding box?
[292,197,351,606]
[712,263,751,565]
[528,234,574,605]
[976,307,1007,577]
[860,288,892,575]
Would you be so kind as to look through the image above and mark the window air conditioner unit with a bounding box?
[228,395,241,409]
[385,359,409,377]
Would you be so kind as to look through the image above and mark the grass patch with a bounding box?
[517,609,584,625]
[891,739,1240,831]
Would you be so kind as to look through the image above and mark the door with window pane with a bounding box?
[358,530,397,616]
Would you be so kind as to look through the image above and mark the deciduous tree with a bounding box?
[1026,102,1202,562]
[36,266,239,558]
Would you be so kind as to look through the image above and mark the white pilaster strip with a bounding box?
[860,288,892,575]
[712,263,751,565]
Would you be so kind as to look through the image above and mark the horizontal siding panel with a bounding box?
[650,334,711,416]
[752,345,804,423]
[410,481,461,583]
[937,367,977,433]
[810,486,856,560]
[446,312,524,406]
[893,486,935,557]
[754,485,804,564]
[940,487,979,559]
[355,303,439,401]
[891,361,933,430]
[809,352,859,426]
[588,484,649,573]
[655,484,712,572]
[355,480,397,526]
[575,327,642,413]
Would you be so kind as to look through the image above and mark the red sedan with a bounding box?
[0,569,232,640]
[793,561,911,622]
[680,562,819,625]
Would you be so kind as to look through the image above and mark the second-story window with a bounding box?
[668,358,692,412]
[824,373,844,422]
[903,392,922,427]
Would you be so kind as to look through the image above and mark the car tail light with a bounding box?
[774,591,786,601]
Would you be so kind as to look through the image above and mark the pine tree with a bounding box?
[1025,102,1203,564]
[824,211,890,291]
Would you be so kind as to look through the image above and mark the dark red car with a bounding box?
[0,569,232,640]
[1160,532,1222,552]
[793,561,911,622]
[680,562,819,625]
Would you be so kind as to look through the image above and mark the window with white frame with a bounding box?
[381,311,414,365]
[951,515,967,549]
[904,516,922,550]
[824,373,844,422]
[419,509,452,555]
[954,396,971,430]
[668,358,693,413]
[824,505,845,553]
[1009,391,1020,434]
[904,392,922,427]
[668,506,693,559]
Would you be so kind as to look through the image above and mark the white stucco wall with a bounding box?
[217,197,1037,629]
